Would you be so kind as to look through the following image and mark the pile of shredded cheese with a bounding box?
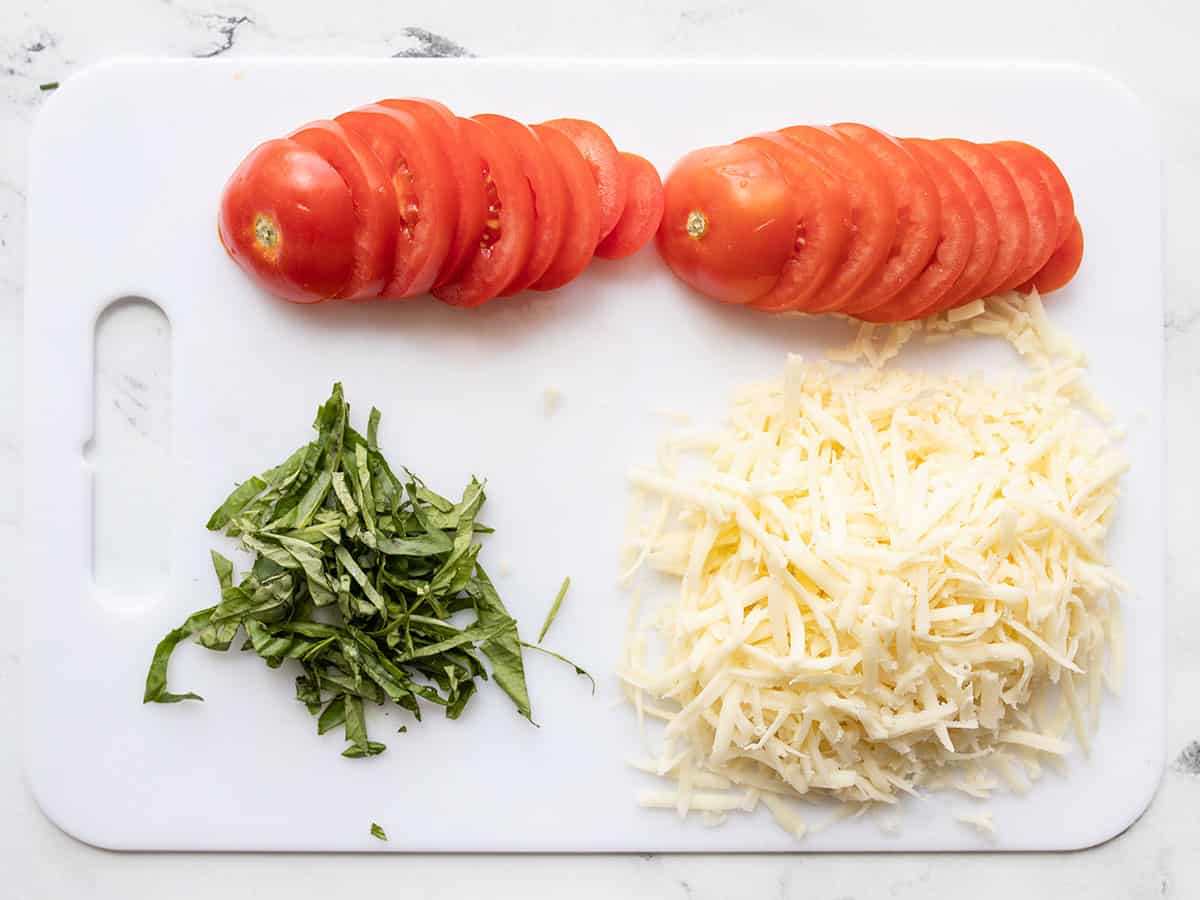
[619,292,1127,838]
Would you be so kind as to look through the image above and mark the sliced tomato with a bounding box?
[858,139,973,322]
[992,140,1075,248]
[986,143,1058,291]
[529,125,601,292]
[904,138,999,315]
[288,120,397,299]
[938,139,1029,299]
[595,152,665,261]
[430,117,534,307]
[540,118,627,243]
[378,98,487,288]
[777,125,896,313]
[657,143,799,305]
[737,133,850,312]
[336,105,457,298]
[218,138,358,303]
[472,114,568,296]
[831,123,941,315]
[1020,217,1084,295]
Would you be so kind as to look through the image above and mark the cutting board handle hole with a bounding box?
[86,297,172,613]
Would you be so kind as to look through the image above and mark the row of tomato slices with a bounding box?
[656,124,1084,321]
[218,98,665,306]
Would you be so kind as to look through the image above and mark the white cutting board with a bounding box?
[23,58,1164,852]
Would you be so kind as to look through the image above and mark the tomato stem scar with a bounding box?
[254,213,280,250]
[686,210,707,240]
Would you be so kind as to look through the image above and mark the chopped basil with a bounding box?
[143,383,550,756]
[537,577,571,643]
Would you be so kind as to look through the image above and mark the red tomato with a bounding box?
[985,144,1059,292]
[529,125,602,292]
[857,139,973,322]
[1020,217,1084,295]
[336,105,457,298]
[832,123,941,315]
[540,118,627,243]
[905,138,999,314]
[378,99,487,288]
[739,133,851,312]
[595,152,665,261]
[778,126,896,313]
[472,114,568,295]
[987,143,1060,290]
[656,144,799,305]
[938,139,1029,298]
[992,141,1075,248]
[431,117,535,307]
[218,138,358,303]
[288,120,397,299]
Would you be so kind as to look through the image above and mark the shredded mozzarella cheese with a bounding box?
[955,809,996,836]
[620,294,1126,841]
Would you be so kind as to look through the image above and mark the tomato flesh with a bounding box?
[777,126,896,313]
[218,138,358,303]
[739,133,851,312]
[336,105,457,298]
[832,123,941,315]
[987,142,1060,290]
[657,144,799,305]
[288,119,397,300]
[431,117,535,307]
[530,125,602,291]
[905,138,999,314]
[473,114,569,296]
[541,118,627,243]
[595,152,665,260]
[1020,217,1084,295]
[857,138,973,322]
[938,139,1029,299]
[379,99,487,289]
[992,141,1075,249]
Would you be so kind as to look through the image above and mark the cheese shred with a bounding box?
[620,293,1126,840]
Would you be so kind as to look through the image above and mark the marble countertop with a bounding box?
[2,0,1197,896]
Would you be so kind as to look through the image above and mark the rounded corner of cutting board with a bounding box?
[23,756,130,852]
[1056,756,1166,852]
[1055,62,1159,151]
[29,59,129,144]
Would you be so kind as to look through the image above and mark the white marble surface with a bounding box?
[2,0,1198,896]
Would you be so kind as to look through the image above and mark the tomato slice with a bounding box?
[858,139,974,322]
[831,123,941,315]
[529,125,602,291]
[777,126,896,313]
[903,138,999,315]
[1020,217,1084,295]
[378,99,487,288]
[540,118,627,243]
[735,134,851,313]
[657,143,799,305]
[992,140,1075,249]
[595,152,665,261]
[938,140,1029,299]
[336,105,457,298]
[218,138,358,303]
[472,114,568,296]
[430,117,534,307]
[986,143,1058,291]
[288,120,397,299]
